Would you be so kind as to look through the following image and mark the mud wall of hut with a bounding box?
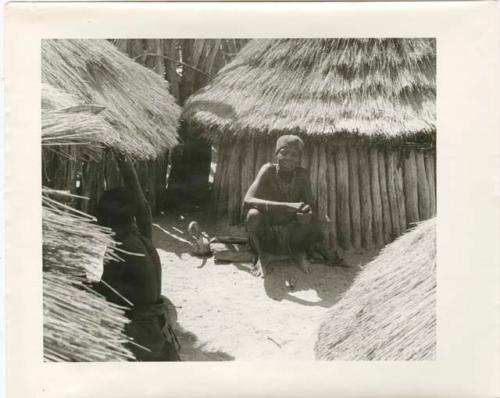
[211,138,436,250]
[42,148,170,215]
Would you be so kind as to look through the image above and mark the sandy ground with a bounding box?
[153,211,378,361]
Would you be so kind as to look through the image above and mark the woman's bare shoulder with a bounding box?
[257,162,276,176]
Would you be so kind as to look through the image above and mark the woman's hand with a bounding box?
[298,204,312,214]
[288,202,306,213]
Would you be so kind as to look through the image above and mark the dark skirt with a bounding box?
[246,209,324,256]
[125,297,180,361]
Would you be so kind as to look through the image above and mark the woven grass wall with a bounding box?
[212,138,436,250]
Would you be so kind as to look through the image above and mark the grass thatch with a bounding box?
[42,39,180,160]
[43,189,134,361]
[42,83,117,160]
[315,217,436,360]
[183,39,436,142]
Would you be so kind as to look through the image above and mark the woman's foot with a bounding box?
[295,252,311,274]
[251,256,272,278]
[315,244,348,268]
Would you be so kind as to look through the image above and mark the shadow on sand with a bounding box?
[261,252,378,308]
[165,299,234,361]
[174,324,234,361]
[154,212,378,310]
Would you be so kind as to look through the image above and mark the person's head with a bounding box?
[275,135,304,172]
[96,187,136,231]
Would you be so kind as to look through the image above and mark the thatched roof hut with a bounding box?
[315,218,436,360]
[42,39,181,213]
[43,190,134,361]
[184,39,436,250]
[42,39,180,159]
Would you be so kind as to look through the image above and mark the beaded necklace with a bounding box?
[275,164,297,202]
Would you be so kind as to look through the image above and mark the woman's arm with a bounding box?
[115,153,153,239]
[243,164,304,214]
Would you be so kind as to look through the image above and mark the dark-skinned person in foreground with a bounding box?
[243,135,346,278]
[92,151,180,361]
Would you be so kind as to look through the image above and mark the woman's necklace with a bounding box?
[275,165,296,201]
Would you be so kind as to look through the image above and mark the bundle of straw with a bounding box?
[184,39,436,142]
[42,39,180,160]
[43,188,134,361]
[315,218,436,360]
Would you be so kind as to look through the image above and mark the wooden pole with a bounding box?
[211,143,222,214]
[317,145,330,243]
[394,151,407,233]
[254,139,269,177]
[216,143,231,220]
[153,153,168,213]
[149,160,158,214]
[180,39,196,104]
[378,150,392,243]
[335,146,351,250]
[163,40,180,102]
[327,145,338,249]
[348,146,362,251]
[370,148,384,247]
[425,152,437,216]
[240,138,256,224]
[309,144,320,213]
[302,143,311,170]
[206,39,222,76]
[144,40,166,76]
[227,143,243,225]
[403,149,419,226]
[266,140,276,165]
[416,150,431,221]
[386,151,401,239]
[358,146,373,249]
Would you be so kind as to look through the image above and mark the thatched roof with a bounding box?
[42,39,180,159]
[42,83,118,159]
[183,39,436,142]
[315,218,436,360]
[43,189,134,361]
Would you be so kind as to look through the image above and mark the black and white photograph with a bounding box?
[41,38,437,362]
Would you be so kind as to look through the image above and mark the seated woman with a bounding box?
[243,135,343,278]
[93,152,179,361]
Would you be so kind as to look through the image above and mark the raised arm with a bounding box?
[115,153,152,239]
[243,164,304,214]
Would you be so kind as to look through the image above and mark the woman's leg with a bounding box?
[289,222,323,273]
[290,222,347,268]
[246,208,270,278]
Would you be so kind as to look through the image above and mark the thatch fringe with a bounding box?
[42,189,134,361]
[42,39,180,160]
[42,83,116,161]
[315,218,436,360]
[184,39,435,141]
